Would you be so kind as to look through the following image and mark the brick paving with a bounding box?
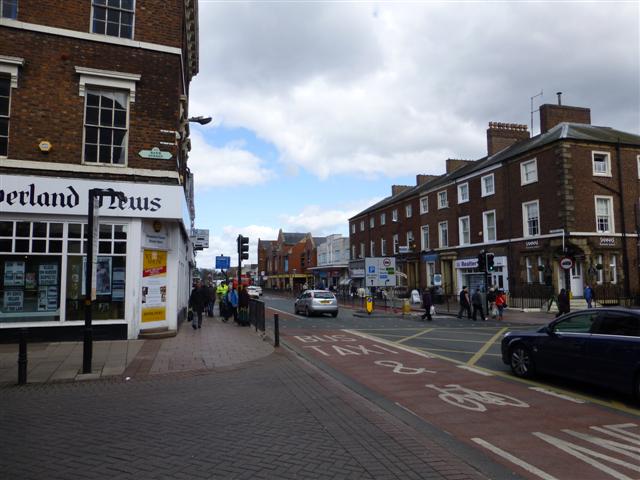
[1,350,490,480]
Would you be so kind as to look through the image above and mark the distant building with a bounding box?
[349,100,640,299]
[308,234,350,290]
[0,1,201,339]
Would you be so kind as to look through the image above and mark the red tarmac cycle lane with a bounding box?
[285,329,640,480]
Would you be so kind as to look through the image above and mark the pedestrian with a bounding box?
[457,286,471,319]
[584,284,594,309]
[557,288,570,317]
[471,288,485,321]
[217,281,228,317]
[421,288,433,321]
[302,282,309,292]
[206,282,216,317]
[495,289,506,321]
[238,284,250,326]
[189,279,208,329]
[226,284,239,324]
[487,287,497,319]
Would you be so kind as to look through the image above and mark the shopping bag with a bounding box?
[429,305,436,315]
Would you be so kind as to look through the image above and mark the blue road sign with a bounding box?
[215,256,231,269]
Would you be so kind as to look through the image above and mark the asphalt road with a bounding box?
[261,293,640,480]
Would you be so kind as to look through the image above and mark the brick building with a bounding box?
[0,0,200,339]
[258,230,323,292]
[349,101,640,300]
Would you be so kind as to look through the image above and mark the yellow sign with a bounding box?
[142,307,166,323]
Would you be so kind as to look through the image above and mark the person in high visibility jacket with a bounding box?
[216,281,229,317]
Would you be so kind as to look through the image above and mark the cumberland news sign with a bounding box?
[0,175,186,219]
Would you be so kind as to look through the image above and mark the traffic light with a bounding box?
[486,252,495,272]
[477,252,486,272]
[237,235,249,260]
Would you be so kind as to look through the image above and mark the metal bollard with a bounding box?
[274,313,280,348]
[18,328,27,385]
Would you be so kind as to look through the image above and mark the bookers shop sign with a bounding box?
[1,175,185,219]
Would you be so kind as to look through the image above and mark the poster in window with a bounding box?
[25,272,37,290]
[4,290,24,311]
[39,264,58,286]
[37,286,59,312]
[4,261,25,287]
[95,257,112,296]
[112,267,125,300]
[141,250,167,323]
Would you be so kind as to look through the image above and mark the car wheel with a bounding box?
[509,344,535,378]
[331,312,338,318]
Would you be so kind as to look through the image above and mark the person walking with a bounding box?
[557,288,570,317]
[238,285,250,326]
[584,284,594,309]
[495,289,506,321]
[457,286,471,319]
[189,279,208,329]
[421,288,433,321]
[206,282,216,317]
[471,288,485,321]
[226,284,239,324]
[487,287,497,319]
[216,281,228,317]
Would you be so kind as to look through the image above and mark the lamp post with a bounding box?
[83,188,127,374]
[549,228,569,292]
[188,116,212,125]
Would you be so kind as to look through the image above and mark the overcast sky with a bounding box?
[188,1,640,269]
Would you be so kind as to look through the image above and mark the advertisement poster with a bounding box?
[112,267,125,300]
[4,290,24,312]
[141,250,167,323]
[37,286,58,312]
[96,257,112,296]
[38,264,58,286]
[4,261,25,287]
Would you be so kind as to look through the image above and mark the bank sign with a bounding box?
[364,257,397,287]
[1,175,187,220]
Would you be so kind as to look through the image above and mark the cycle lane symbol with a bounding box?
[425,383,530,412]
[374,360,436,375]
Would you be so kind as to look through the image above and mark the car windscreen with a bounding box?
[313,292,335,299]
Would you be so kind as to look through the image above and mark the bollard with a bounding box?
[274,313,280,348]
[18,328,27,385]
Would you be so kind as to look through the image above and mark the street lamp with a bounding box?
[188,116,212,125]
[83,188,127,374]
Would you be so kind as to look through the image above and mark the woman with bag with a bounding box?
[495,289,506,321]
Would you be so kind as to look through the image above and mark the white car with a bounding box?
[247,286,262,299]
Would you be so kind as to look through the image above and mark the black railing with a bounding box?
[507,285,554,310]
[249,299,265,333]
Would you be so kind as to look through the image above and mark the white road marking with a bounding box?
[471,438,559,480]
[344,329,436,359]
[529,387,586,404]
[457,365,493,376]
[591,425,640,445]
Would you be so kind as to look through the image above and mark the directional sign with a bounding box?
[364,257,397,287]
[215,255,231,270]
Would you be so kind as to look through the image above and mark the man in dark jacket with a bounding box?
[206,282,216,317]
[189,279,208,329]
[421,288,433,321]
[471,288,485,321]
[557,288,570,317]
[457,286,471,319]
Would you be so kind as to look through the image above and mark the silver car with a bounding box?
[294,290,339,317]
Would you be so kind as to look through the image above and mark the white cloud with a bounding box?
[190,2,639,181]
[188,130,276,189]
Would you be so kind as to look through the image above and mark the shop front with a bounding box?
[454,255,509,293]
[0,175,193,340]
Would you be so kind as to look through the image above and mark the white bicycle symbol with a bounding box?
[425,384,530,412]
[374,360,436,375]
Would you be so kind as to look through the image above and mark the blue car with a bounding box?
[501,308,640,399]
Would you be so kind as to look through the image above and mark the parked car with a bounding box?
[294,290,339,317]
[501,308,640,399]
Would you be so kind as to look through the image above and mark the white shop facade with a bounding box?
[0,174,194,340]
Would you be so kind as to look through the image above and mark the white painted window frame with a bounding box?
[370,240,375,257]
[380,237,386,256]
[421,225,429,251]
[522,200,540,237]
[458,216,470,246]
[437,190,448,209]
[369,217,374,229]
[481,173,495,197]
[520,158,538,185]
[90,0,136,40]
[405,204,412,218]
[482,210,496,242]
[420,196,428,214]
[392,209,398,222]
[438,221,448,248]
[360,220,365,232]
[457,182,469,204]
[592,151,611,177]
[594,195,614,233]
[392,234,399,254]
[380,212,386,226]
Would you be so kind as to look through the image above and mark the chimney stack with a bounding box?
[416,174,438,186]
[486,122,530,156]
[391,185,412,196]
[445,159,475,174]
[539,102,591,133]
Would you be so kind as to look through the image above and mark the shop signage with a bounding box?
[599,237,616,246]
[350,268,365,278]
[455,258,478,269]
[525,240,539,248]
[1,175,186,220]
[138,147,172,160]
[142,220,169,249]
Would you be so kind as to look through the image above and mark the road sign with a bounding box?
[364,257,397,287]
[138,147,172,160]
[560,257,573,270]
[215,255,231,270]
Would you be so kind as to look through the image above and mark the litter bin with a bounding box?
[402,299,411,314]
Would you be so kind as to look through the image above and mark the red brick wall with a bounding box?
[14,0,183,48]
[0,28,182,170]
